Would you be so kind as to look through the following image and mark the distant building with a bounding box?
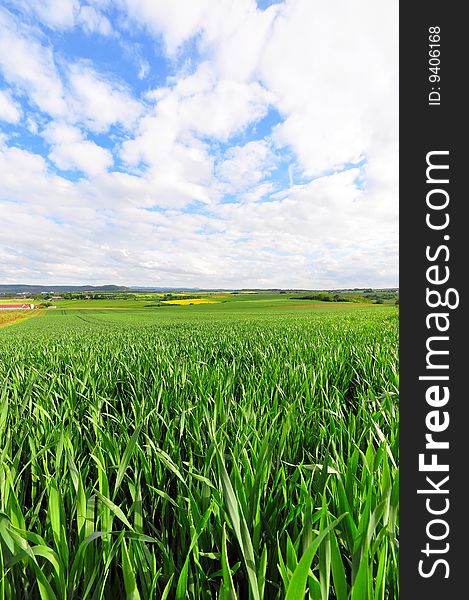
[0,303,35,310]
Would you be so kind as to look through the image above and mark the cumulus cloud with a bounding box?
[43,122,113,176]
[8,0,112,35]
[0,9,68,117]
[67,62,143,132]
[178,78,271,140]
[0,0,398,287]
[78,5,112,36]
[119,59,274,209]
[119,0,211,55]
[259,0,398,179]
[0,9,132,130]
[123,61,271,163]
[13,0,80,30]
[217,140,276,192]
[137,60,150,80]
[120,61,272,209]
[119,0,397,182]
[0,137,397,287]
[0,89,21,123]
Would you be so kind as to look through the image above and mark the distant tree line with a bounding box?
[363,292,396,300]
[290,292,351,302]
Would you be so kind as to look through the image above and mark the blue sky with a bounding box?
[0,0,398,288]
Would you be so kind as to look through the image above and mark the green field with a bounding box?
[0,302,399,599]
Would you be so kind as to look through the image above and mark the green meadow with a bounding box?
[0,300,398,599]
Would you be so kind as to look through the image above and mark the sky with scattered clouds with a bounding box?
[0,0,398,288]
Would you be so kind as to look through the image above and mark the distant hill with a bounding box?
[0,284,132,294]
[0,284,399,295]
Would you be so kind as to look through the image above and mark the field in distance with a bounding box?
[0,299,399,599]
[0,288,399,310]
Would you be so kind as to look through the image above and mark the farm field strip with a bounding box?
[162,299,220,305]
[0,306,399,599]
[0,309,41,328]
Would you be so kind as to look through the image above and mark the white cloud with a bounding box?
[160,61,272,140]
[119,0,397,196]
[14,0,80,30]
[43,122,113,176]
[119,137,215,209]
[194,1,281,83]
[0,9,68,117]
[124,0,397,183]
[0,137,397,287]
[0,89,21,123]
[119,59,274,209]
[26,116,39,133]
[119,0,211,55]
[119,0,279,81]
[121,61,272,190]
[240,182,275,203]
[211,168,398,287]
[258,0,398,178]
[137,60,150,80]
[0,9,132,130]
[217,140,275,191]
[0,143,49,185]
[67,62,143,132]
[0,0,398,288]
[78,5,112,36]
[10,1,112,35]
[179,78,271,141]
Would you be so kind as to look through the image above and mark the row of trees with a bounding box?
[290,292,351,302]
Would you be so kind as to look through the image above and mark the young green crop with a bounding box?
[0,307,398,599]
